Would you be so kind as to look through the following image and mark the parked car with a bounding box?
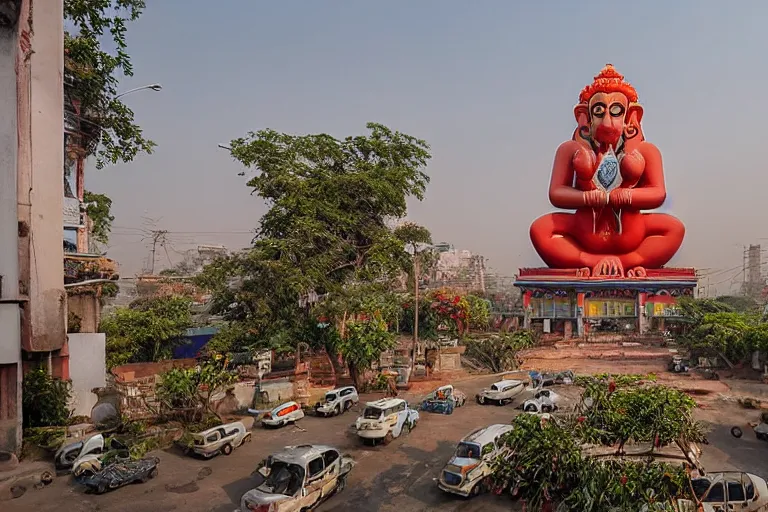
[678,471,768,511]
[668,355,691,373]
[522,389,561,413]
[314,386,359,417]
[421,384,467,414]
[437,424,514,497]
[754,413,768,441]
[262,401,305,428]
[55,434,128,474]
[238,444,355,512]
[74,456,159,494]
[355,398,419,445]
[476,379,526,405]
[190,421,251,458]
[530,370,575,388]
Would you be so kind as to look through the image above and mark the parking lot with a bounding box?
[7,373,768,512]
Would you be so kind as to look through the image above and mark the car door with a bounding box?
[394,402,407,436]
[301,456,326,509]
[724,473,752,511]
[339,388,351,409]
[320,450,341,497]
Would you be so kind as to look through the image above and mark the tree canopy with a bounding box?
[197,123,432,356]
[100,296,193,368]
[64,0,155,168]
[83,190,114,245]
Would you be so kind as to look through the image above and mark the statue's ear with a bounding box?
[624,103,644,140]
[573,103,590,142]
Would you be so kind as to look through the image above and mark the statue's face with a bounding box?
[588,92,629,148]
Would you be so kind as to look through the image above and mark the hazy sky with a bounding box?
[90,0,768,295]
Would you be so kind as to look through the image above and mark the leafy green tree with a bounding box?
[200,124,432,355]
[677,297,768,366]
[83,190,114,244]
[335,317,396,389]
[100,296,192,368]
[22,368,72,428]
[156,361,236,423]
[65,0,155,168]
[491,383,705,511]
[465,294,491,331]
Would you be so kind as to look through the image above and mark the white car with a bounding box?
[355,398,419,445]
[239,445,355,512]
[191,421,251,458]
[261,401,305,428]
[678,472,768,511]
[438,424,514,498]
[314,386,359,417]
[522,389,561,413]
[476,379,526,406]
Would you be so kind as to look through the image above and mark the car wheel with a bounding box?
[477,396,485,405]
[495,399,506,406]
[383,432,394,445]
[335,405,341,416]
[344,400,352,412]
[149,468,158,479]
[525,404,537,412]
[731,426,743,438]
[336,476,347,493]
[222,443,233,455]
[757,432,767,441]
[470,482,482,498]
[96,482,107,494]
[403,422,411,434]
[542,405,552,413]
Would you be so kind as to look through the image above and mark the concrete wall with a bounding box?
[67,333,106,417]
[16,0,66,353]
[67,293,101,333]
[0,0,22,455]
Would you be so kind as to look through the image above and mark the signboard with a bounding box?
[63,197,83,228]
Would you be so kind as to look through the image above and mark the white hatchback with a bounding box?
[355,398,419,445]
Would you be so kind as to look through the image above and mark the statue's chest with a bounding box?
[593,148,622,192]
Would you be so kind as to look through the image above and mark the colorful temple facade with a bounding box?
[515,65,696,336]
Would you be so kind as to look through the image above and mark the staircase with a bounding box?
[307,352,336,387]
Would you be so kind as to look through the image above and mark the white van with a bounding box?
[354,398,419,445]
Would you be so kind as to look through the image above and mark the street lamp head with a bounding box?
[148,83,163,91]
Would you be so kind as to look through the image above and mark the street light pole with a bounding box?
[115,83,162,99]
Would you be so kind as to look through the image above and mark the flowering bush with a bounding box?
[429,289,470,336]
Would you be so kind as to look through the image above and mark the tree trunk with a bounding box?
[349,363,362,391]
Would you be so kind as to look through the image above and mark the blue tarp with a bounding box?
[172,327,220,359]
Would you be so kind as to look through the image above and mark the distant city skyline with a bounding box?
[89,0,768,296]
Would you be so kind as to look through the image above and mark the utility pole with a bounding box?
[148,230,167,274]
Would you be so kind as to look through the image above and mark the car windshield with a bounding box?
[490,385,499,391]
[262,461,305,496]
[455,442,482,459]
[325,393,337,402]
[363,407,383,419]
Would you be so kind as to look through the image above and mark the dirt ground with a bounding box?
[4,343,768,511]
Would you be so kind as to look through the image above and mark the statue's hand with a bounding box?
[620,149,645,184]
[583,189,608,207]
[573,147,597,181]
[609,188,633,207]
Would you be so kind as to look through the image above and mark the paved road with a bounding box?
[7,374,768,511]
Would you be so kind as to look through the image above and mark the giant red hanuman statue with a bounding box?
[529,64,684,278]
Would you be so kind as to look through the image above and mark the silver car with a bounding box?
[239,445,355,512]
[314,386,359,417]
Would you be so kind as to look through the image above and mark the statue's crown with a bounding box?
[579,64,638,104]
